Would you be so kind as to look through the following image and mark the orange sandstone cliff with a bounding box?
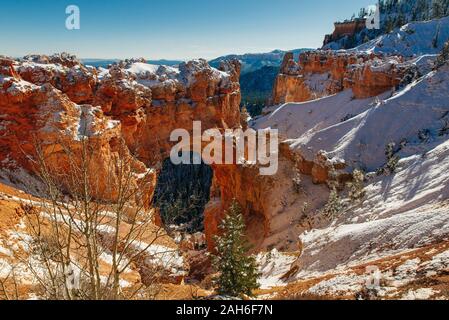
[0,53,353,252]
[271,51,405,105]
[0,54,249,250]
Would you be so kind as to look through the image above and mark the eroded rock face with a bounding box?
[205,164,273,251]
[2,53,353,254]
[271,51,405,104]
[1,56,153,202]
[1,55,241,163]
[1,54,241,234]
[1,53,342,253]
[17,54,98,104]
[0,72,151,202]
[94,58,241,165]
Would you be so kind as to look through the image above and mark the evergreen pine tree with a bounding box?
[347,169,366,202]
[323,182,343,219]
[395,14,406,28]
[432,0,444,18]
[212,200,260,297]
[384,142,400,175]
[322,168,344,219]
[436,40,449,68]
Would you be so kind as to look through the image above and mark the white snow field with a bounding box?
[353,16,449,57]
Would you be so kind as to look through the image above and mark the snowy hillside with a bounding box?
[353,16,449,56]
[251,62,449,299]
[323,0,449,50]
[253,90,392,140]
[291,65,449,171]
[255,63,449,172]
[249,15,449,297]
[299,135,449,273]
[261,137,449,299]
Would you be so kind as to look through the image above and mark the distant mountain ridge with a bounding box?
[209,48,311,74]
[81,58,183,68]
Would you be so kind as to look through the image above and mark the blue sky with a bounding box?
[0,0,373,60]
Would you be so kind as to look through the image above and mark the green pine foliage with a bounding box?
[212,200,260,297]
[436,40,449,68]
[240,66,280,117]
[384,142,400,175]
[347,169,366,202]
[431,0,449,18]
[323,182,344,219]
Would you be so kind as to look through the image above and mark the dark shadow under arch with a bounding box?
[153,153,213,233]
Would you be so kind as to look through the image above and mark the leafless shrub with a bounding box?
[9,136,172,300]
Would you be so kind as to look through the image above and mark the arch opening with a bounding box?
[153,153,213,234]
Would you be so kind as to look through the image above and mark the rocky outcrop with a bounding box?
[94,59,241,165]
[205,164,274,250]
[2,52,360,254]
[1,55,241,166]
[17,53,98,104]
[271,51,405,104]
[2,52,347,254]
[0,61,151,201]
[323,19,367,47]
[345,58,406,98]
[203,139,341,252]
[1,54,242,247]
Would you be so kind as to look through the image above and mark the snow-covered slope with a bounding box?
[323,0,449,51]
[252,90,392,141]
[97,59,233,96]
[252,64,449,299]
[298,137,449,274]
[255,64,449,172]
[353,16,449,57]
[268,137,449,299]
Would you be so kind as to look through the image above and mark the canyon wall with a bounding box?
[95,58,242,166]
[2,52,393,252]
[1,54,248,249]
[0,55,155,202]
[323,19,367,47]
[1,53,359,252]
[271,51,405,105]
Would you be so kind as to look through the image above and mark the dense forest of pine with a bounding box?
[375,0,449,32]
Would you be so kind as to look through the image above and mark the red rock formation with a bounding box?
[346,61,405,98]
[271,51,404,104]
[205,164,272,250]
[1,52,355,256]
[0,58,152,202]
[1,55,242,249]
[17,54,98,104]
[95,59,241,165]
[323,19,367,47]
[2,53,358,254]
